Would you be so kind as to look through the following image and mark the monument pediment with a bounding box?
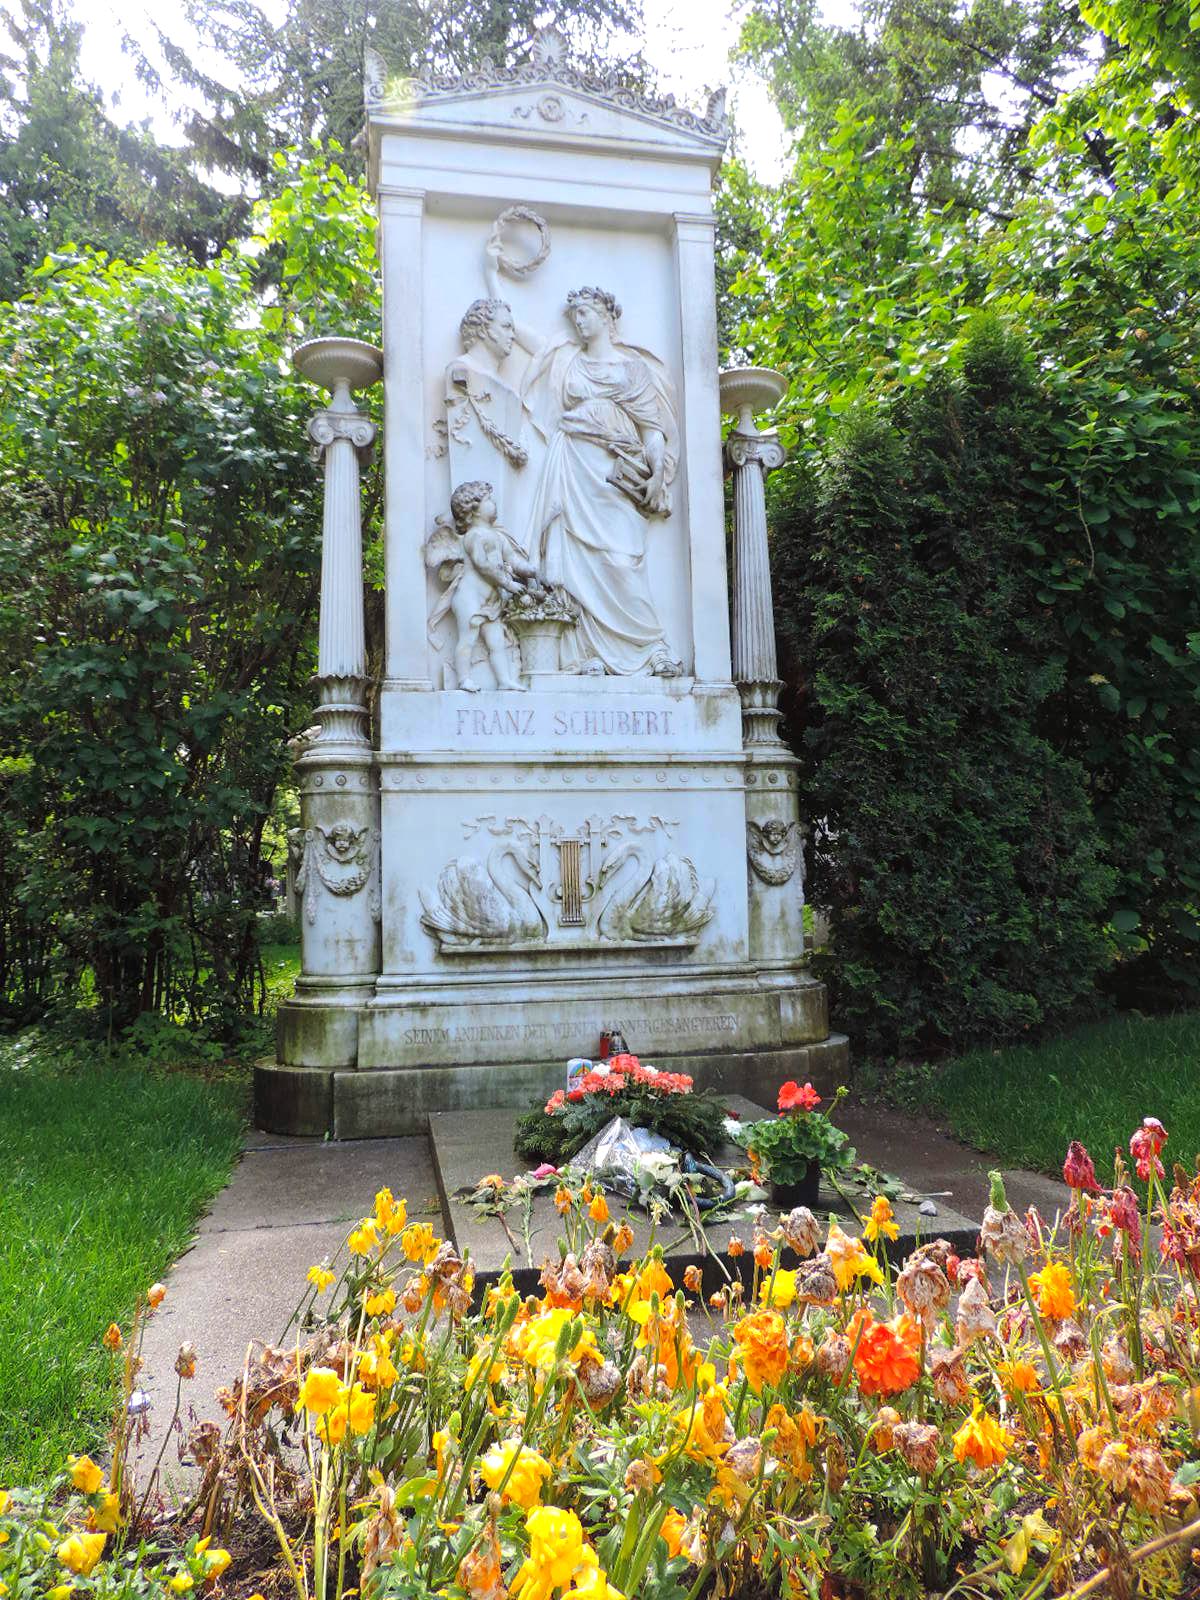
[364,29,727,158]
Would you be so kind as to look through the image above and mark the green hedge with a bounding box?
[774,322,1115,1057]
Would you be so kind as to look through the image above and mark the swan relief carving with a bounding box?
[595,842,715,943]
[420,839,547,945]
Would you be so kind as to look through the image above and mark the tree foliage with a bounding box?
[135,0,646,186]
[731,0,1200,1034]
[777,325,1114,1056]
[0,154,380,1032]
[0,0,245,301]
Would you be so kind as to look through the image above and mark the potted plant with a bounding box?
[738,1081,855,1206]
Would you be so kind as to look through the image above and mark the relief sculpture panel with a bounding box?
[419,814,714,952]
[426,207,685,686]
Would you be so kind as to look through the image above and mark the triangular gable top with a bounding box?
[364,28,728,161]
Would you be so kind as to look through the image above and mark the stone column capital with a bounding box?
[308,409,377,464]
[724,430,787,474]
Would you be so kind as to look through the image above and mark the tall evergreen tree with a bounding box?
[132,0,647,188]
[0,0,245,300]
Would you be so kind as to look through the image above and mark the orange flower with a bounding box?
[1028,1260,1076,1321]
[589,1193,610,1224]
[997,1359,1040,1396]
[554,1187,574,1215]
[727,1236,745,1259]
[953,1403,1012,1469]
[848,1308,921,1396]
[612,1222,635,1254]
[659,1509,687,1558]
[732,1311,789,1394]
[147,1283,167,1309]
[102,1323,123,1351]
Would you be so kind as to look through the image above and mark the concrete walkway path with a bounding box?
[132,1100,1069,1496]
[133,1129,438,1496]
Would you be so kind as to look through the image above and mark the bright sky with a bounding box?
[70,0,863,186]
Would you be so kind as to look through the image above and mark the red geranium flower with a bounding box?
[778,1080,822,1113]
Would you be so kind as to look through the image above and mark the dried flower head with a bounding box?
[896,1255,951,1328]
[980,1173,1029,1266]
[893,1421,940,1476]
[955,1276,997,1346]
[779,1206,820,1258]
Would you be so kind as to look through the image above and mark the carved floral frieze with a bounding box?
[364,28,728,144]
[419,813,714,951]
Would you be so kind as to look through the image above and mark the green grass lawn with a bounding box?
[920,1010,1200,1183]
[0,1030,246,1485]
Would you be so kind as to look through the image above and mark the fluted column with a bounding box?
[725,429,787,745]
[280,337,385,1060]
[308,406,376,746]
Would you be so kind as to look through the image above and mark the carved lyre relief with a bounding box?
[419,815,715,951]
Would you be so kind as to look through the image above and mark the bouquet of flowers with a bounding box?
[513,1054,729,1166]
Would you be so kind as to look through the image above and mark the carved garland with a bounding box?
[746,819,802,887]
[296,824,382,925]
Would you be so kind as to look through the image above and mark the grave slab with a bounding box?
[431,1098,981,1295]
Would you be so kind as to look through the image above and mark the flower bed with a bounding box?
[3,1115,1200,1600]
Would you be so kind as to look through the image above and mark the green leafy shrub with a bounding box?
[774,323,1115,1057]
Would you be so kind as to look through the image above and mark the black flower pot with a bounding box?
[770,1160,821,1209]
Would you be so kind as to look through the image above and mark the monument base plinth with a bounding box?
[255,1029,850,1139]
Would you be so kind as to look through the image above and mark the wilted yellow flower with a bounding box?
[514,1308,600,1381]
[359,1334,399,1390]
[374,1187,407,1234]
[348,1383,376,1435]
[953,1404,1012,1469]
[732,1311,789,1394]
[480,1439,553,1508]
[997,1359,1040,1396]
[511,1506,589,1600]
[175,1342,197,1380]
[825,1221,884,1291]
[68,1455,105,1494]
[863,1196,899,1244]
[296,1366,342,1416]
[89,1493,122,1534]
[57,1530,106,1575]
[147,1283,167,1308]
[365,1287,397,1316]
[201,1546,232,1580]
[347,1218,379,1256]
[306,1265,335,1293]
[659,1509,687,1558]
[401,1222,439,1263]
[1028,1260,1076,1321]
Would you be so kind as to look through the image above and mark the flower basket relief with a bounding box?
[737,1082,855,1206]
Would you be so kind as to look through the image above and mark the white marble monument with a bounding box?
[257,27,848,1136]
